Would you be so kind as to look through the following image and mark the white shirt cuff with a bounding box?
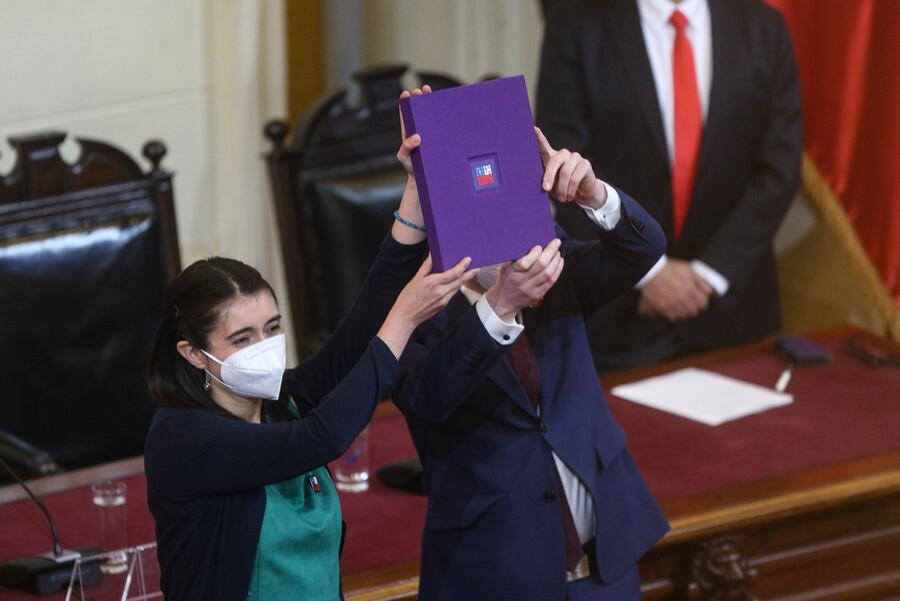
[691,260,730,296]
[475,295,524,345]
[635,254,668,289]
[577,182,621,231]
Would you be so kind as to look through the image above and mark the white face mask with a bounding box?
[474,263,503,290]
[202,334,286,400]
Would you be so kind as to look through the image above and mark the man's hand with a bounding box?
[485,239,564,322]
[535,127,607,210]
[638,259,713,322]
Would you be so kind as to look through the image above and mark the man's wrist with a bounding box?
[578,182,621,230]
[635,255,668,289]
[690,260,730,296]
[580,178,608,210]
[474,295,523,345]
[484,287,517,323]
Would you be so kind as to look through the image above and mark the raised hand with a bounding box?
[485,239,564,321]
[396,85,432,176]
[378,255,478,357]
[534,127,607,210]
[393,85,433,245]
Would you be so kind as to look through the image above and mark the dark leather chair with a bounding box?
[263,64,464,357]
[0,131,180,479]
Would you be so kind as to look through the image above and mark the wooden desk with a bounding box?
[342,326,900,601]
[3,326,898,600]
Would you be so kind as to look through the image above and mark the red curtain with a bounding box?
[767,0,900,302]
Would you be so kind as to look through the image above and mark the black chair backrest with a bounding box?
[0,131,180,473]
[264,64,464,357]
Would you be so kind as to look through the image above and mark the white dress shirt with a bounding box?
[634,0,730,296]
[460,181,626,544]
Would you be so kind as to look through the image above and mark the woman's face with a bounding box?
[202,290,282,381]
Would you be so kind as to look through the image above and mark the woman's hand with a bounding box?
[392,86,432,245]
[377,255,477,358]
[535,127,608,210]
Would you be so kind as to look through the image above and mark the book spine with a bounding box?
[399,96,445,272]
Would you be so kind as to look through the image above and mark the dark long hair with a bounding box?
[149,257,277,414]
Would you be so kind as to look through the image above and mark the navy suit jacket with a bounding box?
[394,192,670,601]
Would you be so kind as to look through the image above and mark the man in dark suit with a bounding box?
[536,0,803,371]
[393,131,669,600]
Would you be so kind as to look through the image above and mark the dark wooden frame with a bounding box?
[0,130,181,282]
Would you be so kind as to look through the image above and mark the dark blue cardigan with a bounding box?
[144,236,426,601]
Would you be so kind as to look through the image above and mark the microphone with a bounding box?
[0,455,103,595]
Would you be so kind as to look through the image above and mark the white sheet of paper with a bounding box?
[610,367,793,426]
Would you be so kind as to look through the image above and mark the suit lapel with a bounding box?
[493,354,539,418]
[429,293,537,418]
[684,0,735,237]
[607,0,669,166]
[494,307,541,417]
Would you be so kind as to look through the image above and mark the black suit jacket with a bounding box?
[536,0,803,369]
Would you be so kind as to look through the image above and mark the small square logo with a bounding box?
[469,155,501,192]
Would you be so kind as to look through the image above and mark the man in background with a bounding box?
[536,0,803,371]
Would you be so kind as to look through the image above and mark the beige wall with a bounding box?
[363,0,544,94]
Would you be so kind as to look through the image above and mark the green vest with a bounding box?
[246,466,343,600]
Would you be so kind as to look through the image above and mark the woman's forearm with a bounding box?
[288,232,426,402]
[376,310,417,359]
[391,176,427,245]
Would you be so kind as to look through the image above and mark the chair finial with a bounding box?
[142,140,167,172]
[264,120,290,150]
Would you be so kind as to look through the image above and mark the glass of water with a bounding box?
[334,426,370,492]
[91,479,128,573]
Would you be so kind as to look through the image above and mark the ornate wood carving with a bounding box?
[687,536,758,601]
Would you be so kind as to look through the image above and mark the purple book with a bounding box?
[399,75,555,272]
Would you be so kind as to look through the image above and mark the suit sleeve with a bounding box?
[283,235,427,409]
[562,191,666,315]
[394,307,507,424]
[696,11,803,291]
[535,4,592,155]
[147,338,400,497]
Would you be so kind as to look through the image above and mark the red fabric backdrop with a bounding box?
[767,0,900,302]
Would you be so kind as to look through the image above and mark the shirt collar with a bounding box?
[637,0,707,29]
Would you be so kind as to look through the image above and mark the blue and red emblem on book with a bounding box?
[475,164,495,187]
[469,155,501,191]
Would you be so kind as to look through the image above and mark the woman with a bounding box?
[144,87,461,601]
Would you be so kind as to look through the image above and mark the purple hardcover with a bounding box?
[398,75,555,271]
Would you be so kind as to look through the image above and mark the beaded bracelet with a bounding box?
[393,210,427,232]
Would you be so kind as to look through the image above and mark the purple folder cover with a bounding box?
[398,75,555,272]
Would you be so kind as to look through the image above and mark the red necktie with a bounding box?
[670,10,702,240]
[508,333,541,407]
[507,333,584,571]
